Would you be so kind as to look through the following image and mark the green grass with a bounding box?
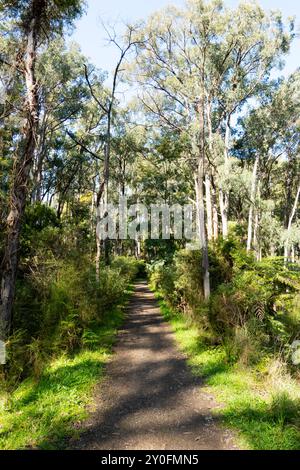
[0,301,128,450]
[158,298,300,450]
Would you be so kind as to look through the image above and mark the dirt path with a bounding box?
[71,282,237,450]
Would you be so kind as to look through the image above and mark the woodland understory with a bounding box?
[0,0,300,450]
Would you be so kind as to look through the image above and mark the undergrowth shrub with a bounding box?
[209,270,274,332]
[173,250,203,314]
[1,203,141,388]
[222,318,269,366]
[148,260,178,306]
[149,237,300,368]
[111,256,145,282]
[1,255,140,388]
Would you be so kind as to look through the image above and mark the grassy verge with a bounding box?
[0,287,133,450]
[158,298,300,450]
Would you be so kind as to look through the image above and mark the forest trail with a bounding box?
[71,282,237,450]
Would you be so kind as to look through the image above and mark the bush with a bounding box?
[1,203,139,388]
[111,256,144,282]
[2,255,136,388]
[150,239,300,370]
[173,250,203,312]
[148,259,179,307]
[210,270,274,332]
[222,318,269,365]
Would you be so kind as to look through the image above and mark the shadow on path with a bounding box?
[68,282,237,450]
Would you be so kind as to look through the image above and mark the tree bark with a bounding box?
[247,154,259,252]
[196,81,210,299]
[0,3,45,341]
[205,174,213,241]
[253,210,260,260]
[206,100,218,240]
[284,184,300,265]
[212,184,219,240]
[219,188,228,238]
[32,116,47,203]
[219,116,231,238]
[195,172,210,300]
[95,179,105,280]
[291,245,295,264]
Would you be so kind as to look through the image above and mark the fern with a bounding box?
[276,275,300,292]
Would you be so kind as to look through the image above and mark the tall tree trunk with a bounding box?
[85,37,134,270]
[103,128,110,266]
[219,189,228,238]
[90,181,95,234]
[247,154,259,252]
[206,100,218,240]
[95,110,111,277]
[196,79,210,299]
[284,154,296,229]
[284,184,300,265]
[94,133,110,278]
[95,132,111,275]
[211,176,218,240]
[135,239,141,259]
[291,245,295,264]
[95,180,105,280]
[32,118,47,203]
[253,210,261,260]
[195,172,210,299]
[205,174,213,241]
[219,116,231,238]
[0,6,44,341]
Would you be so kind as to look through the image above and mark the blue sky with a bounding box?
[70,0,299,78]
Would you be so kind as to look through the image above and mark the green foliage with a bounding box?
[1,254,137,387]
[111,256,145,282]
[1,0,300,452]
[223,318,269,366]
[158,297,300,450]
[151,239,300,369]
[2,0,85,37]
[148,260,178,306]
[174,251,203,306]
[0,336,118,450]
[20,203,60,256]
[209,270,273,333]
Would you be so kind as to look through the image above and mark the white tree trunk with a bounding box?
[205,174,213,241]
[291,245,295,263]
[284,185,300,265]
[195,174,210,300]
[135,239,141,259]
[219,188,228,238]
[211,180,218,240]
[247,154,259,252]
[220,117,231,238]
[253,211,261,261]
[206,100,218,240]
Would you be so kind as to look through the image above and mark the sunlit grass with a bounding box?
[0,308,125,450]
[158,298,300,450]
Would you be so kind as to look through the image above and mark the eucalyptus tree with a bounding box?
[83,25,141,271]
[131,0,293,297]
[32,38,90,204]
[209,2,294,238]
[239,71,300,259]
[0,0,84,341]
